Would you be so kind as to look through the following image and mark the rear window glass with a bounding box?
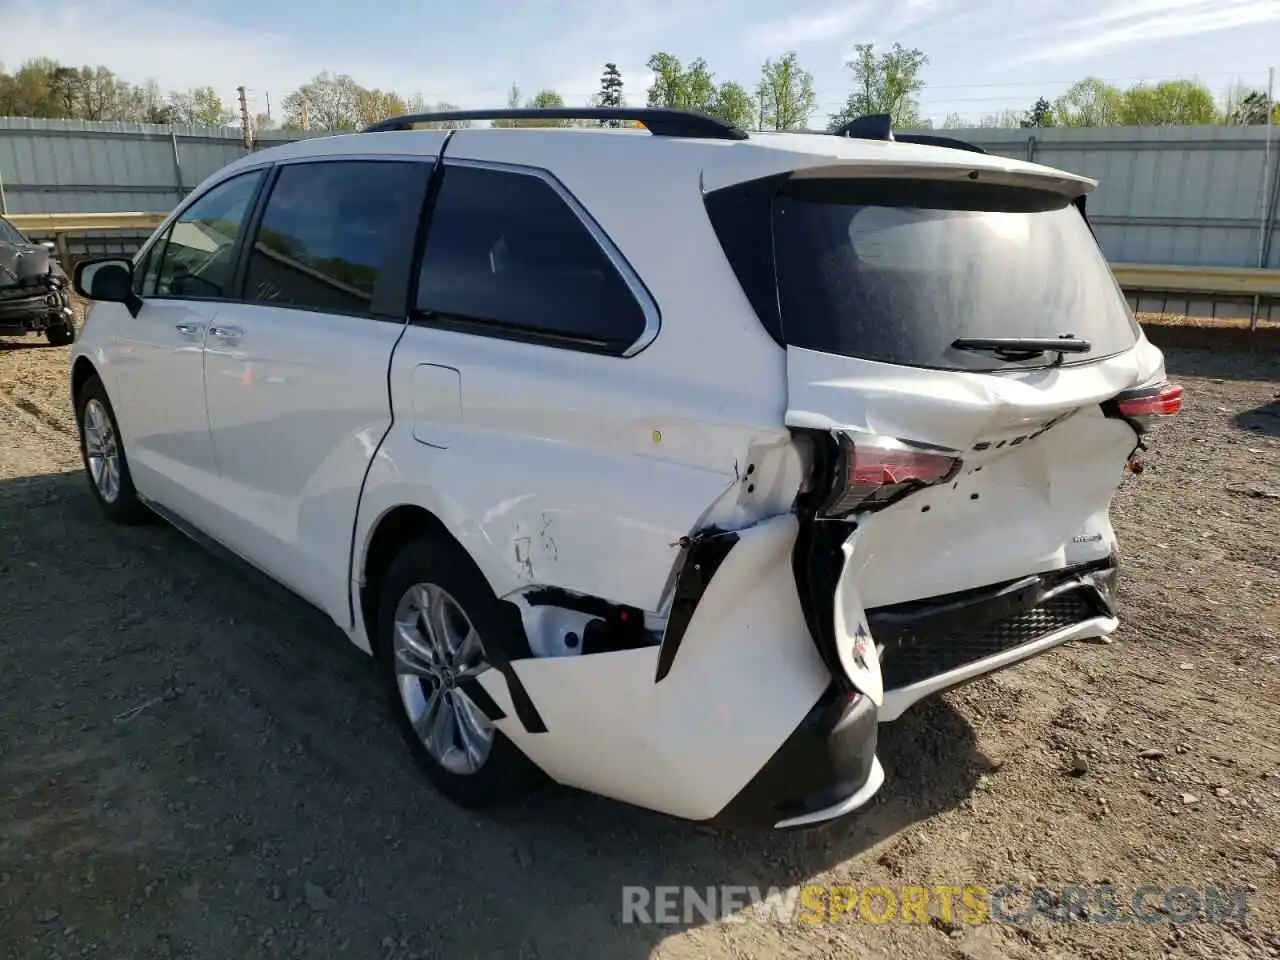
[771,178,1139,371]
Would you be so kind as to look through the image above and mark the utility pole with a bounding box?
[757,91,766,132]
[237,85,252,152]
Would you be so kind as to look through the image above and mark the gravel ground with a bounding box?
[1,330,1277,960]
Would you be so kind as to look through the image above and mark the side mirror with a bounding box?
[74,257,134,302]
[41,240,57,254]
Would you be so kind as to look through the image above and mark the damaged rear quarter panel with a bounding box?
[359,323,802,613]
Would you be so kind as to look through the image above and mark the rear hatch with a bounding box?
[706,167,1175,700]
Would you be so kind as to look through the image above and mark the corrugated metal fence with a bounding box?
[0,117,1276,271]
[955,125,1278,271]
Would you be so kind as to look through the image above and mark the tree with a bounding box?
[282,72,364,130]
[597,62,624,125]
[710,81,756,130]
[524,89,570,127]
[827,43,928,132]
[1223,85,1278,125]
[490,83,524,127]
[756,52,816,131]
[1052,78,1124,127]
[1021,97,1055,128]
[1120,79,1216,125]
[645,53,717,113]
[167,87,235,126]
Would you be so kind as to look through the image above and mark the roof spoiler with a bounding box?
[832,113,986,155]
[361,107,749,141]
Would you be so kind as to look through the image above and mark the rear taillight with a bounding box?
[821,434,961,517]
[1104,381,1183,434]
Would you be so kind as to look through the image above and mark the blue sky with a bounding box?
[1,0,1276,125]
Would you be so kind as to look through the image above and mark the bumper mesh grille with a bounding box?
[881,591,1098,691]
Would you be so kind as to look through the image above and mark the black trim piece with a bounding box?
[458,676,507,722]
[408,311,622,356]
[402,132,456,316]
[835,114,893,140]
[706,685,878,830]
[702,173,789,347]
[363,107,749,140]
[485,599,548,734]
[866,556,1119,691]
[230,164,279,301]
[790,428,860,693]
[653,528,740,683]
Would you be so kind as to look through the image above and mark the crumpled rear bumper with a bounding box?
[705,685,882,830]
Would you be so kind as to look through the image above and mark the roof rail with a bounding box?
[832,113,986,154]
[361,107,750,140]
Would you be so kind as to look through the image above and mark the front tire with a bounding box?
[75,374,150,524]
[376,537,545,809]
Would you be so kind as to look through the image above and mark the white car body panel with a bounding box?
[199,303,405,623]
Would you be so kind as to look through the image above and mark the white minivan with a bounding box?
[69,107,1180,829]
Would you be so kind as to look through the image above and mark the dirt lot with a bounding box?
[1,330,1277,960]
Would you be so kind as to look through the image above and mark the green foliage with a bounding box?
[827,43,928,132]
[0,58,232,125]
[756,52,816,131]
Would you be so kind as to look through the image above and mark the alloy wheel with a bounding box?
[82,398,121,503]
[392,582,496,775]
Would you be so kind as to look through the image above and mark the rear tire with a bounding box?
[376,536,546,809]
[75,374,151,524]
[46,323,76,346]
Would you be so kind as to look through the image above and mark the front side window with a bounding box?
[153,169,265,300]
[244,160,428,315]
[414,164,648,354]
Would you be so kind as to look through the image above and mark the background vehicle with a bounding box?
[66,107,1180,830]
[0,215,76,345]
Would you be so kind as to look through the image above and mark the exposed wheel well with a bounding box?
[70,357,98,408]
[359,505,458,655]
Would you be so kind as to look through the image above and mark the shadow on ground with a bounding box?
[1233,398,1280,437]
[0,471,988,960]
[1162,345,1280,384]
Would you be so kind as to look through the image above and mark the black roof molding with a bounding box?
[361,107,750,141]
[833,113,987,154]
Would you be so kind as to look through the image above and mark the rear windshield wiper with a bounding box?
[951,336,1093,362]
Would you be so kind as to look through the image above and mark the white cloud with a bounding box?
[742,5,870,53]
[1010,0,1280,65]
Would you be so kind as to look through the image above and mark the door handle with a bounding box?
[175,321,204,337]
[208,325,243,342]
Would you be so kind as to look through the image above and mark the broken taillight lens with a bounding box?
[821,434,961,517]
[1104,381,1183,434]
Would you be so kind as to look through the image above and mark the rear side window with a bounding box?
[414,164,649,354]
[245,160,428,316]
[151,169,264,300]
[770,178,1139,371]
